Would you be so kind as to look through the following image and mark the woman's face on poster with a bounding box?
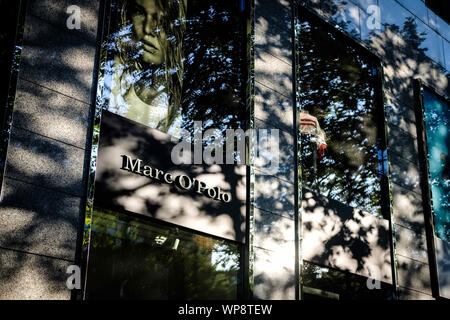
[130,0,167,66]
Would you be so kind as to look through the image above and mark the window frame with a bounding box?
[294,3,398,299]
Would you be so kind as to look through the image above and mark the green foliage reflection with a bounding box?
[297,14,386,217]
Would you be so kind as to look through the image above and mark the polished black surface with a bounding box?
[85,208,243,299]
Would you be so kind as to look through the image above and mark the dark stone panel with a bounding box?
[255,0,292,34]
[320,0,362,39]
[398,286,434,300]
[27,0,100,43]
[255,84,294,134]
[414,17,445,68]
[255,55,293,99]
[253,207,295,252]
[255,0,293,99]
[12,79,90,150]
[5,127,87,198]
[0,247,72,300]
[0,177,82,261]
[20,15,97,104]
[427,6,450,42]
[435,236,450,299]
[444,39,450,73]
[255,22,292,66]
[387,124,419,164]
[385,91,418,139]
[395,0,429,26]
[383,69,416,109]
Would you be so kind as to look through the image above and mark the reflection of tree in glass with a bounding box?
[86,208,241,299]
[105,0,187,135]
[297,18,383,216]
[423,89,449,241]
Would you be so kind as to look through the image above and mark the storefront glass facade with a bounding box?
[85,208,243,299]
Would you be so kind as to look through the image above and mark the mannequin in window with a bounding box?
[109,0,187,136]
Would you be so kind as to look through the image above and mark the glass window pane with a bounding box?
[422,88,449,242]
[85,208,243,299]
[425,0,450,25]
[0,0,20,103]
[0,0,23,192]
[297,10,388,218]
[302,261,396,300]
[101,0,248,139]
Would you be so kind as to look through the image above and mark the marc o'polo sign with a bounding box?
[120,154,232,203]
[94,110,246,243]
